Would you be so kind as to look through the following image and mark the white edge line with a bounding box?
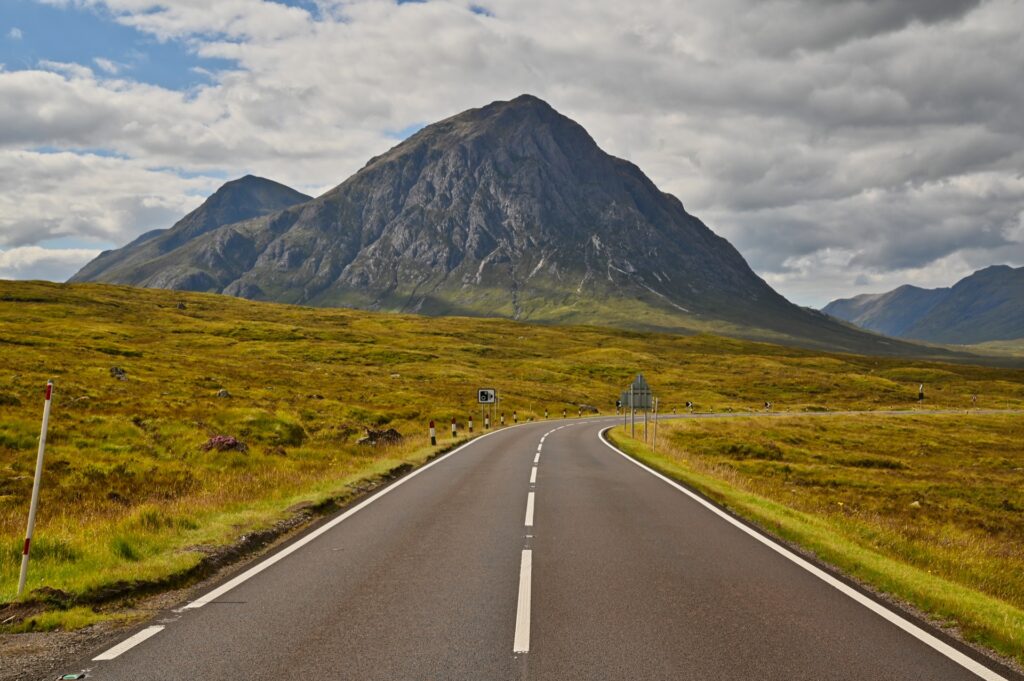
[525,491,535,527]
[184,426,511,609]
[513,549,532,653]
[597,428,1008,681]
[93,625,165,661]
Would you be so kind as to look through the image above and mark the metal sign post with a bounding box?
[652,397,659,453]
[18,381,53,597]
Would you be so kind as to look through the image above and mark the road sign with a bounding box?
[478,388,496,404]
[620,373,653,409]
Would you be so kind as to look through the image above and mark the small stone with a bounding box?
[909,500,922,509]
[176,301,187,310]
[109,366,127,381]
[215,389,231,398]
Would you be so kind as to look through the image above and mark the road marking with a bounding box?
[537,443,543,451]
[533,452,540,463]
[93,626,164,661]
[530,467,537,484]
[513,550,533,653]
[597,428,1010,681]
[183,426,515,610]
[525,492,535,526]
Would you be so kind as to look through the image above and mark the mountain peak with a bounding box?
[71,97,921,355]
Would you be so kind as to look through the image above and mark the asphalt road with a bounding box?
[57,414,1021,681]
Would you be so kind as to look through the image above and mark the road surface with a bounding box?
[56,414,1020,680]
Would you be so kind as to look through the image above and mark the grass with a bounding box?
[1,280,1024,632]
[608,413,1024,665]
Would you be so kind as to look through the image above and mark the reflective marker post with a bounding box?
[18,380,53,598]
[429,420,437,446]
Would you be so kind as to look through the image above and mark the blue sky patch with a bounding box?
[0,0,235,90]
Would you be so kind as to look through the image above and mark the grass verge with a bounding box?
[608,414,1024,667]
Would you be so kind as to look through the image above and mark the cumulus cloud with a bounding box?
[5,0,1024,305]
[0,150,219,248]
[7,27,24,40]
[0,246,100,281]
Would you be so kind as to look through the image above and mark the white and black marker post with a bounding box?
[18,381,53,597]
[468,415,474,433]
[429,420,437,446]
[451,416,457,439]
[513,410,518,424]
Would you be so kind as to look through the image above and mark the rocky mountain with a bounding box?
[72,95,944,355]
[70,176,311,285]
[823,265,1024,344]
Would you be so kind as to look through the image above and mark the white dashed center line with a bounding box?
[530,466,538,484]
[524,492,535,526]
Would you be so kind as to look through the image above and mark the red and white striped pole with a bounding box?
[451,416,457,439]
[468,415,474,433]
[429,420,436,446]
[18,381,53,597]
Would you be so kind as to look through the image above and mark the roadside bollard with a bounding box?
[17,380,53,597]
[544,409,548,419]
[513,411,518,424]
[562,409,567,418]
[485,414,490,429]
[578,407,582,417]
[429,420,436,446]
[501,413,505,426]
[451,416,457,439]
[469,416,474,433]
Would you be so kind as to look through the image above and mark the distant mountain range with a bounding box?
[72,94,948,356]
[823,265,1024,344]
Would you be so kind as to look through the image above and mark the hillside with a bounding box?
[70,95,937,356]
[70,176,311,285]
[3,280,1024,614]
[823,265,1024,344]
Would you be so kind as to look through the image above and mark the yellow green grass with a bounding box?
[2,280,1024,631]
[609,413,1024,665]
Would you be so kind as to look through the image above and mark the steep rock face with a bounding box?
[73,95,937,354]
[823,265,1024,344]
[70,175,311,284]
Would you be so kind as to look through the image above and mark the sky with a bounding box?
[0,0,1022,307]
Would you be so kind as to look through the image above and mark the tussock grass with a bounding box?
[1,280,1024,630]
[610,413,1024,665]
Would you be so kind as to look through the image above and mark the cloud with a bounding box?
[0,246,100,281]
[7,27,23,40]
[5,0,1024,305]
[0,150,219,248]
